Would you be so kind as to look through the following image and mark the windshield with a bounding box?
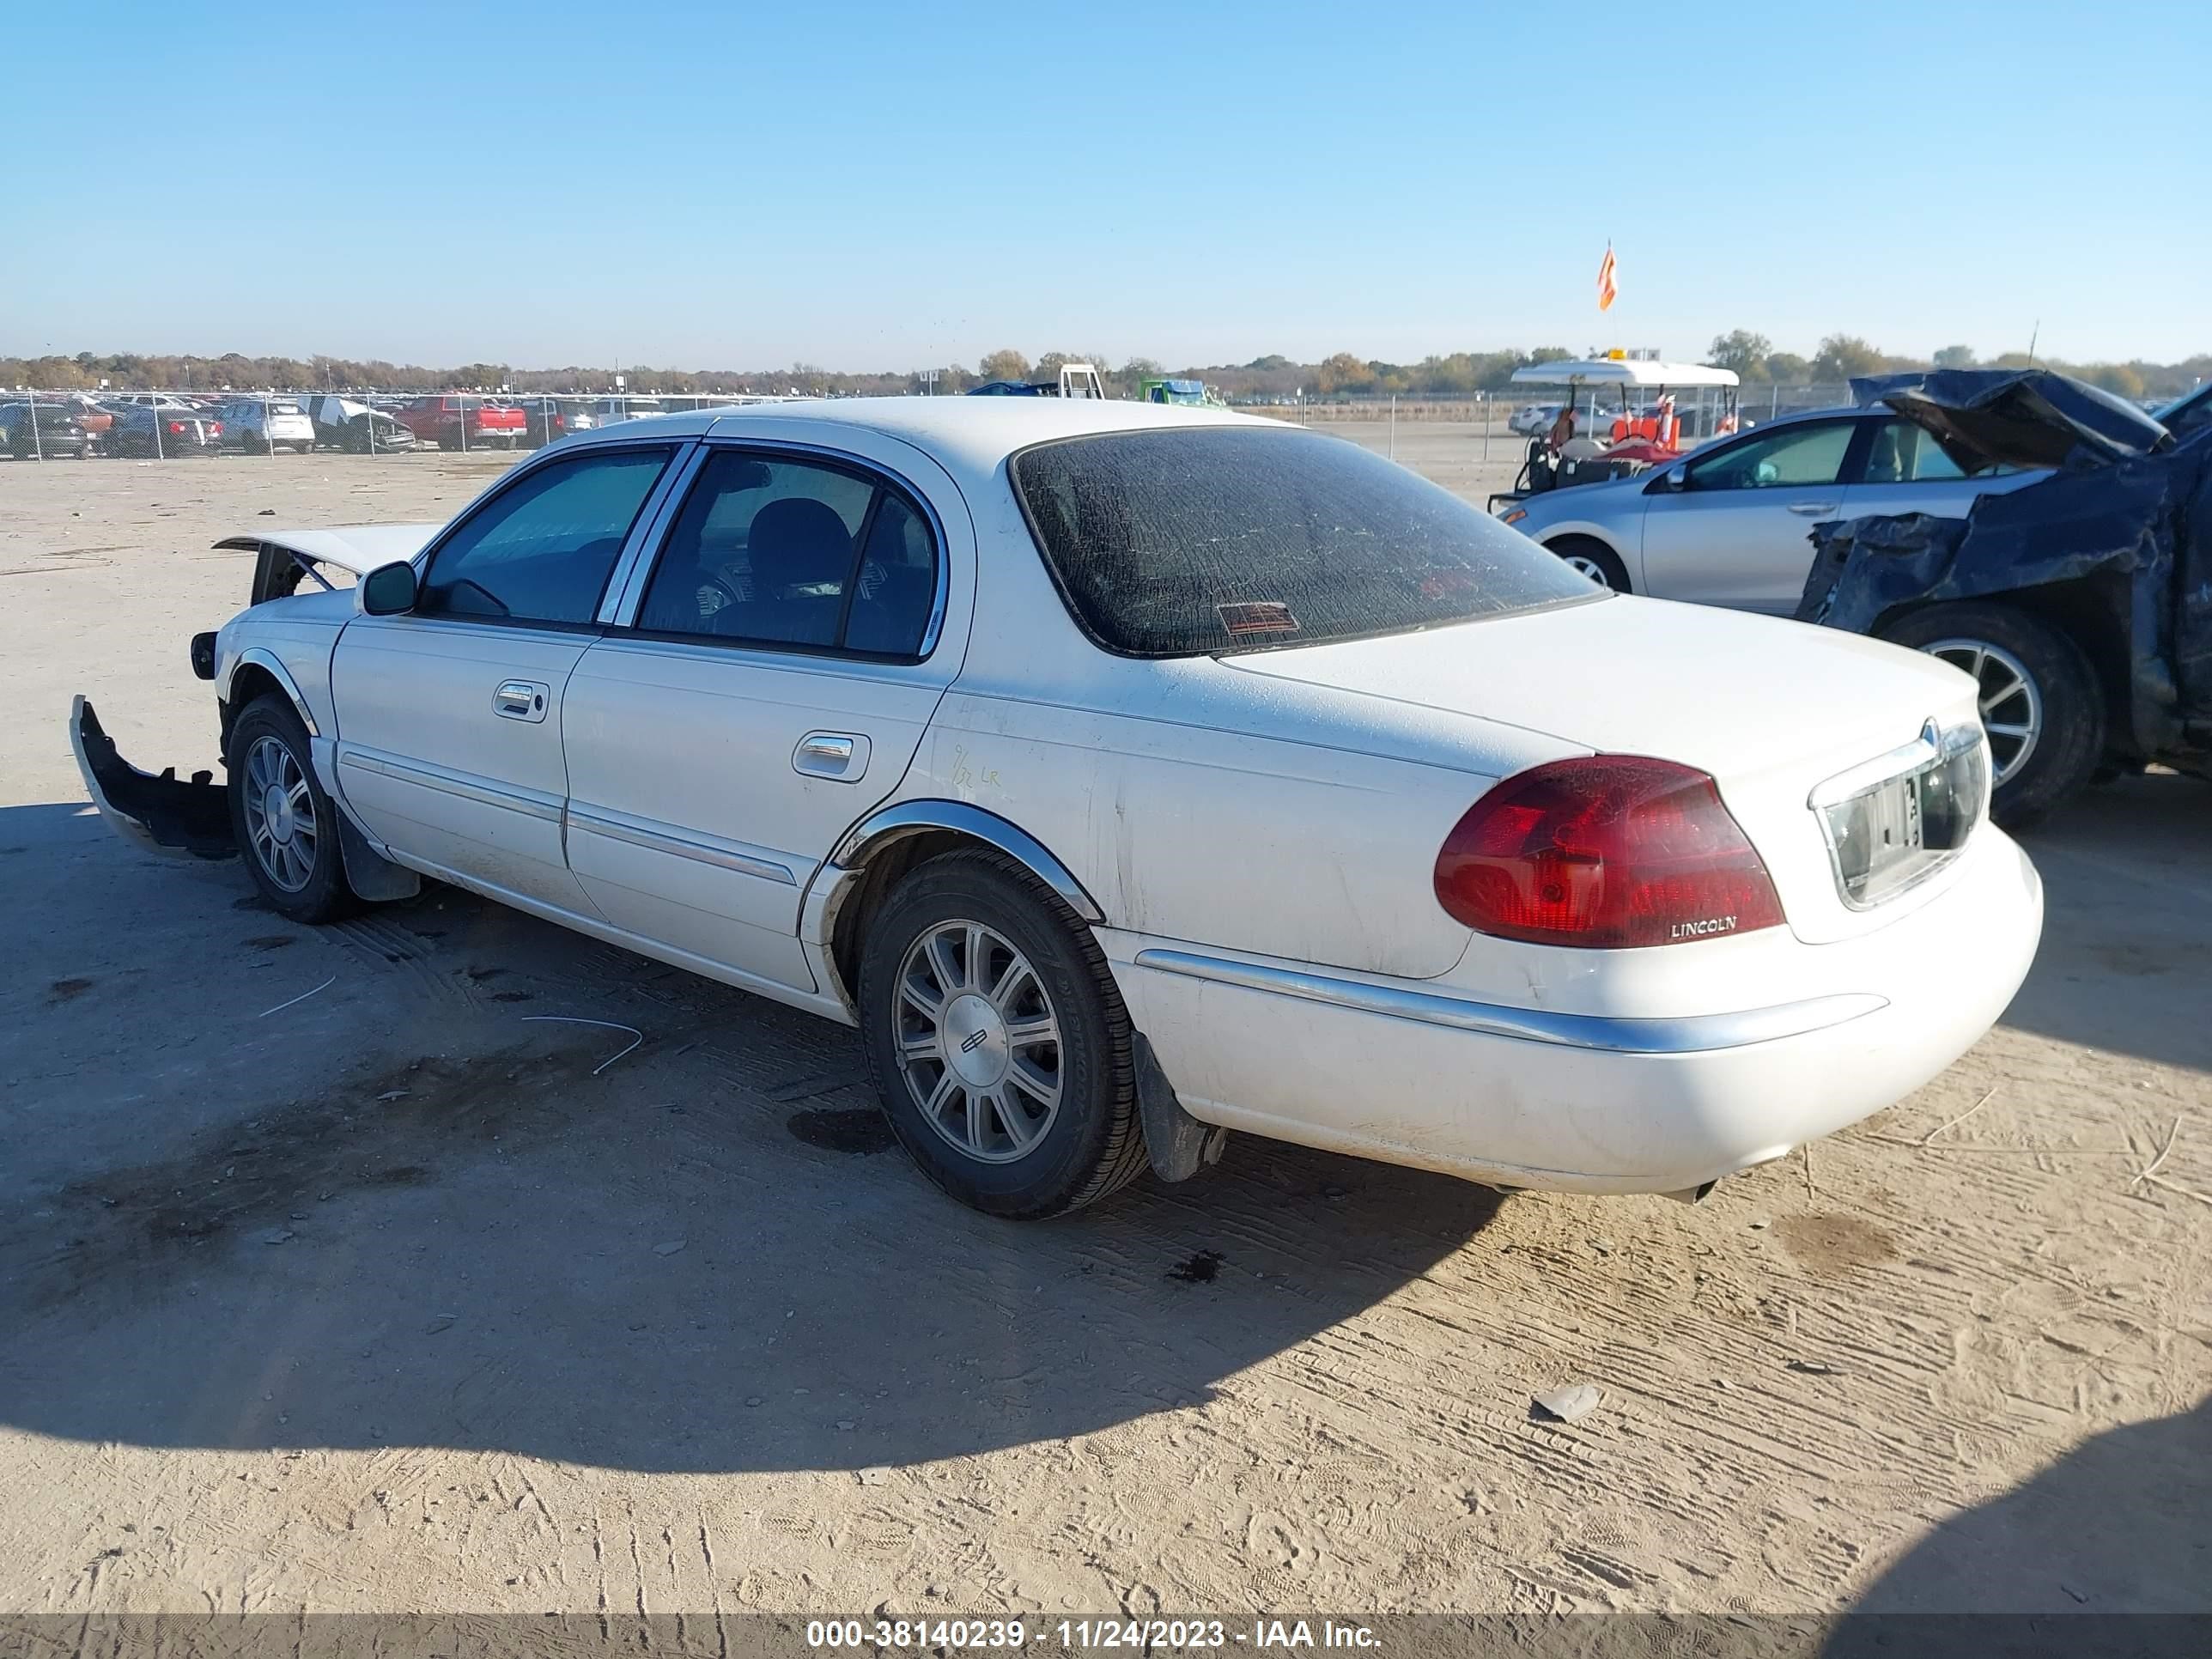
[1010,427,1599,658]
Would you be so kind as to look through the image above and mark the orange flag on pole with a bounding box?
[1597,244,1618,312]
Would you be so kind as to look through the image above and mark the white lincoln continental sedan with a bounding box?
[72,398,2043,1218]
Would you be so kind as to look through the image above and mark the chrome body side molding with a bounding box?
[335,747,564,823]
[1132,948,1887,1055]
[564,801,798,886]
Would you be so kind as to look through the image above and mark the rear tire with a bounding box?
[1546,535,1630,592]
[856,849,1148,1219]
[226,696,356,924]
[1877,601,2104,828]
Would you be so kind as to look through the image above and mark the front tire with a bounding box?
[1877,601,2104,827]
[226,696,356,923]
[857,850,1148,1218]
[1546,535,1630,592]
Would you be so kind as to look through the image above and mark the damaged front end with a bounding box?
[70,521,441,868]
[70,695,235,861]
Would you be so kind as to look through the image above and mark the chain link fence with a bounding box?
[2,382,1869,463]
[0,390,803,463]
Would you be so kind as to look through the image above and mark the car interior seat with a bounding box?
[730,496,853,643]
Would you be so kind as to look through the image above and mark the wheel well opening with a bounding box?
[222,663,290,751]
[1544,534,1630,591]
[1883,578,2133,749]
[829,828,984,1004]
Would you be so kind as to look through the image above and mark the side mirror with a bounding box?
[1661,464,1689,492]
[359,561,418,616]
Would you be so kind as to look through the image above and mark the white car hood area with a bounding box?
[216,523,442,578]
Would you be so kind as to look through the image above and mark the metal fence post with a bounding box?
[459,394,467,453]
[1481,391,1491,464]
[265,393,276,458]
[153,393,165,461]
[1389,393,1396,459]
[367,395,376,457]
[27,387,41,462]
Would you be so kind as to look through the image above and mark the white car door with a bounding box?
[561,430,973,993]
[330,440,687,915]
[1638,417,1859,613]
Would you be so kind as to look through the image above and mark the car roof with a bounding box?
[561,395,1272,475]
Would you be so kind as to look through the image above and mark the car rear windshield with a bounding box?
[1010,427,1599,657]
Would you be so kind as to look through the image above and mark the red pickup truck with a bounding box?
[395,396,528,451]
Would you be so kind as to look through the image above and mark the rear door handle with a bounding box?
[793,731,870,780]
[495,680,550,722]
[1787,501,1840,515]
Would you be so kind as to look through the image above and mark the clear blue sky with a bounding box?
[8,1,2207,371]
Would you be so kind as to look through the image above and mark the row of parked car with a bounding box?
[0,392,712,459]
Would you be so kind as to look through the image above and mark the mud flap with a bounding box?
[1133,1032,1227,1183]
[337,810,421,902]
[69,696,235,860]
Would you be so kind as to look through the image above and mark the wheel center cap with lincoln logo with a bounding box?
[942,994,1011,1088]
[262,784,296,843]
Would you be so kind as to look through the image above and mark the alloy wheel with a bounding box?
[1927,638,2042,787]
[243,734,318,891]
[894,919,1064,1164]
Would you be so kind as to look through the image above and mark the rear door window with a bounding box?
[633,449,940,658]
[1009,427,1595,657]
[1860,417,1999,482]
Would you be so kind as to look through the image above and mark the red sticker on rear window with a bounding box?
[1216,601,1300,637]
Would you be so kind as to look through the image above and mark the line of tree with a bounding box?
[5,337,2204,404]
[1702,331,2203,403]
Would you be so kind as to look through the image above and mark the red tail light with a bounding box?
[167,421,185,434]
[1434,756,1785,948]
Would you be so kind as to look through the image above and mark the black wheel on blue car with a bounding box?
[226,695,356,924]
[857,849,1149,1219]
[1546,535,1630,592]
[1877,601,2105,829]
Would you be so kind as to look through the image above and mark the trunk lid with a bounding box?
[1853,367,2172,472]
[1219,595,1987,944]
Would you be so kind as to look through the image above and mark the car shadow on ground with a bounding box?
[2002,769,2212,1074]
[0,800,1507,1474]
[1830,1399,2212,1625]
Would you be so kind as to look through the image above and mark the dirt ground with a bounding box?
[1,436,2207,1620]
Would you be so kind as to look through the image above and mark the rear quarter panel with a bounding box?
[897,467,1575,981]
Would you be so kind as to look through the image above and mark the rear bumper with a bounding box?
[1106,830,2043,1194]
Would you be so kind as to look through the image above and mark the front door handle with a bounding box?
[793,731,870,780]
[1786,501,1840,515]
[495,680,550,722]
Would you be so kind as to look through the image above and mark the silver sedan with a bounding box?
[1499,408,2043,612]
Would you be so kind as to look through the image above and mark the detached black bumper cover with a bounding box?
[69,695,236,860]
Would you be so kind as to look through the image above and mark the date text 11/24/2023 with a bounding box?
[805,1620,1381,1650]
